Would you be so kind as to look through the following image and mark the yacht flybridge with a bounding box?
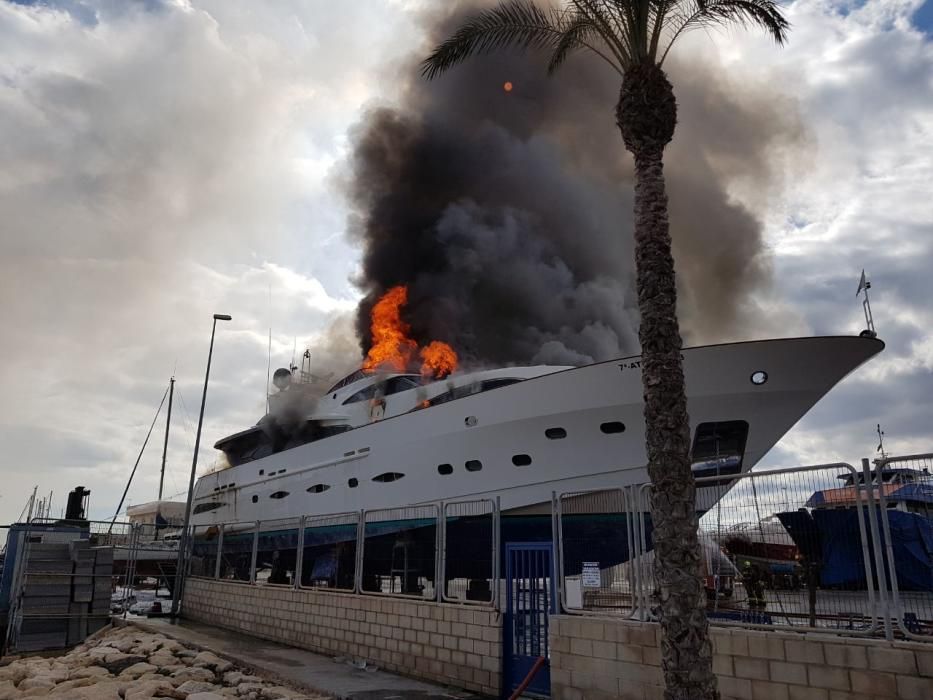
[191,335,884,526]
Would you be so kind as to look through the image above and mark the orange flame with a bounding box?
[362,285,458,379]
[420,340,458,379]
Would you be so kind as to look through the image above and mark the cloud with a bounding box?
[0,0,930,525]
[0,0,413,522]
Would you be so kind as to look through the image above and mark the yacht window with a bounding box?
[600,421,626,434]
[481,378,521,391]
[691,421,749,478]
[307,484,330,494]
[193,502,223,515]
[512,454,532,467]
[545,427,567,440]
[373,472,405,483]
[251,495,258,504]
[386,376,421,394]
[259,469,264,475]
[348,478,358,488]
[438,464,453,475]
[327,369,369,393]
[270,491,289,499]
[343,384,379,405]
[465,460,483,472]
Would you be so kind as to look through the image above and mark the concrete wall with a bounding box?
[550,616,933,700]
[183,578,501,696]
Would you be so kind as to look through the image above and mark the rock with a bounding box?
[49,680,124,699]
[186,694,226,700]
[148,652,177,668]
[175,650,198,660]
[124,679,176,700]
[120,662,159,678]
[0,679,19,700]
[17,678,55,692]
[221,672,262,686]
[0,665,28,685]
[192,652,231,674]
[70,666,110,679]
[20,687,52,697]
[175,680,221,696]
[101,655,148,675]
[171,668,215,684]
[236,684,266,697]
[44,678,96,692]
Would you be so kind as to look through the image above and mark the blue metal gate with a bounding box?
[504,542,556,697]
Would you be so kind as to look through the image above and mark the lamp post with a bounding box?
[171,313,231,616]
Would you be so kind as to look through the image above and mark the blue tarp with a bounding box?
[798,509,933,591]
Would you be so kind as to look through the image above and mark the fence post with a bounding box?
[249,522,259,585]
[295,516,305,590]
[493,496,501,610]
[436,502,444,603]
[862,458,893,640]
[214,525,224,580]
[355,511,365,594]
[874,456,905,636]
[552,491,563,613]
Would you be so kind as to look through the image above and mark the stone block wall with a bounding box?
[183,578,501,696]
[550,616,933,700]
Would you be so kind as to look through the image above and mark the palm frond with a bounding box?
[547,14,600,74]
[659,0,789,65]
[422,1,564,79]
[573,0,633,64]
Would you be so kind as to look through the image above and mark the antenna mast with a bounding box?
[158,377,175,502]
[856,269,876,338]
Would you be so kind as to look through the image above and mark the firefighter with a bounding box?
[743,561,767,610]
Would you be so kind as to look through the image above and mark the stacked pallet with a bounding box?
[13,538,113,652]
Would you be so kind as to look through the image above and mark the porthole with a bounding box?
[545,427,567,440]
[600,421,626,434]
[373,472,405,483]
[348,478,358,488]
[750,370,768,386]
[307,484,330,494]
[438,464,453,475]
[259,469,264,475]
[251,495,258,504]
[465,460,483,472]
[512,454,532,467]
[269,491,289,499]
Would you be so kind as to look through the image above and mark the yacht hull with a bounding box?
[191,336,883,526]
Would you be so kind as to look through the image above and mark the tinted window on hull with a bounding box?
[193,502,223,515]
[545,427,567,440]
[691,421,749,479]
[373,472,405,483]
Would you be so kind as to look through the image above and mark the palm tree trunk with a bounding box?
[618,64,719,700]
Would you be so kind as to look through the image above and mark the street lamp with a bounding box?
[171,313,232,616]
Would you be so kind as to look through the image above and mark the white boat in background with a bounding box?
[189,335,884,526]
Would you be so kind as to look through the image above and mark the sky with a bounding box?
[0,0,931,524]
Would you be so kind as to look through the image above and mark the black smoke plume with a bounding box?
[347,2,803,367]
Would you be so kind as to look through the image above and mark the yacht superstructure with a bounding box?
[190,336,884,527]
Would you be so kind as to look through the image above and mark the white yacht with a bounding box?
[190,335,884,526]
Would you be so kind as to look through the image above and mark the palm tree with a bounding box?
[423,2,788,698]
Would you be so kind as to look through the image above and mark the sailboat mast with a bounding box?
[158,377,175,502]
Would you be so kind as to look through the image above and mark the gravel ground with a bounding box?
[0,624,330,699]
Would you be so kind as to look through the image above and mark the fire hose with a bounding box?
[508,656,547,700]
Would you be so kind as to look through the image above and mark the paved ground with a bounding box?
[124,616,485,700]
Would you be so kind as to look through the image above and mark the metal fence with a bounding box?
[188,498,500,606]
[873,453,933,640]
[555,457,933,642]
